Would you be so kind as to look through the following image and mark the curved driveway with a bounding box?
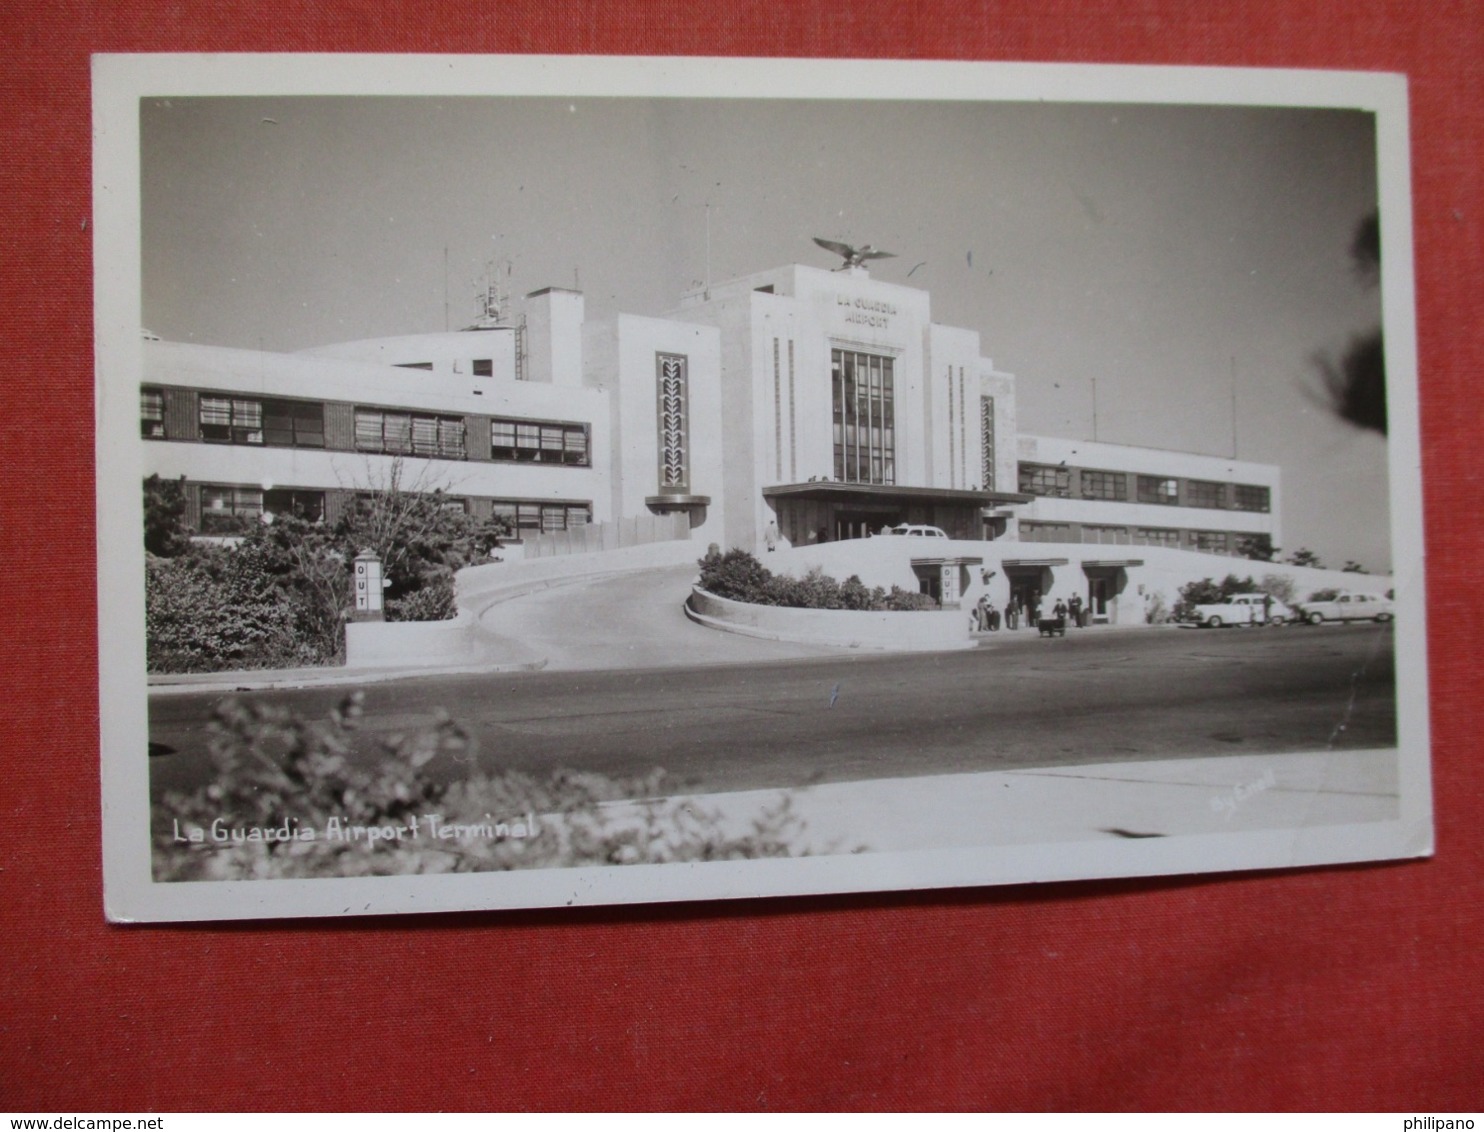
[478,563,842,671]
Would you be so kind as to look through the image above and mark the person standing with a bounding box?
[1069,593,1083,628]
[764,520,779,553]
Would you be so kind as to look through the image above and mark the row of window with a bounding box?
[195,484,591,536]
[1017,463,1270,512]
[143,389,591,466]
[1020,521,1244,553]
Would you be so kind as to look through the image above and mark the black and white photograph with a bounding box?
[94,55,1430,921]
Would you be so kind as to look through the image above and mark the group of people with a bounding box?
[973,592,1090,632]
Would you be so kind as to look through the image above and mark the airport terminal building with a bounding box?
[140,257,1285,623]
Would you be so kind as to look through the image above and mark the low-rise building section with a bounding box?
[142,252,1374,636]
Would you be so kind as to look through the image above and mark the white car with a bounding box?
[889,524,948,538]
[1295,591,1395,624]
[1187,592,1294,628]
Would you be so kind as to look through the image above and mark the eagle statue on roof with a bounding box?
[812,237,897,271]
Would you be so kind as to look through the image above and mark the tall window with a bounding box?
[200,396,264,445]
[141,388,165,439]
[1080,470,1126,501]
[1137,476,1180,505]
[356,409,466,459]
[832,349,895,484]
[490,418,589,465]
[980,397,996,490]
[656,353,689,491]
[1186,480,1226,509]
[1018,463,1071,498]
[1233,484,1271,512]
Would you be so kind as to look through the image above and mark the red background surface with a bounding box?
[2,1,1480,1112]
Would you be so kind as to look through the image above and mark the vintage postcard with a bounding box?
[95,55,1429,921]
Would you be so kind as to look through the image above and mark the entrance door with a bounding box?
[835,509,899,541]
[1084,570,1122,624]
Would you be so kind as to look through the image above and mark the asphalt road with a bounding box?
[149,622,1396,801]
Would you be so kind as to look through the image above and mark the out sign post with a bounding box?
[353,549,384,621]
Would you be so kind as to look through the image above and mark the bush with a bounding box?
[146,543,320,672]
[153,696,825,880]
[386,578,457,622]
[697,546,777,604]
[697,549,938,611]
[1173,574,1257,621]
[884,586,939,611]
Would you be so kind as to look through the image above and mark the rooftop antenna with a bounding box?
[1091,376,1099,442]
[463,261,509,330]
[443,246,450,332]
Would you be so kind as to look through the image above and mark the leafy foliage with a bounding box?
[145,541,320,673]
[143,465,510,672]
[1286,547,1324,569]
[696,548,940,611]
[1258,574,1298,605]
[1316,209,1386,435]
[1235,533,1278,562]
[143,474,192,558]
[1172,574,1258,622]
[153,696,822,880]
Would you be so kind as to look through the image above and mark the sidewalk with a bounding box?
[662,747,1404,855]
[147,654,547,695]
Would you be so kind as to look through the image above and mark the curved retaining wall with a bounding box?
[345,610,487,669]
[686,586,972,651]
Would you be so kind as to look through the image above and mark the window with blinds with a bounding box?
[141,388,165,439]
[490,418,589,464]
[200,397,264,445]
[355,409,466,459]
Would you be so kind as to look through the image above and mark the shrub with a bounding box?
[1259,574,1298,605]
[386,578,458,622]
[1173,575,1258,621]
[883,586,939,611]
[698,549,937,612]
[698,547,777,604]
[153,696,824,880]
[145,543,318,672]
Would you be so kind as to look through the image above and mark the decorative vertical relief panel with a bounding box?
[947,367,957,487]
[981,396,996,490]
[788,339,797,481]
[656,353,689,493]
[773,338,782,479]
[958,367,967,489]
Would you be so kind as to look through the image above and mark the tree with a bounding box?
[1342,560,1369,574]
[1286,547,1324,569]
[1316,209,1385,435]
[1258,574,1298,605]
[1236,533,1278,562]
[143,474,192,557]
[143,461,512,672]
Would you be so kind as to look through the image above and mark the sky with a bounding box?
[140,94,1394,571]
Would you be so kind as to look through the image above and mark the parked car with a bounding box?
[1294,591,1395,624]
[888,524,949,538]
[1185,592,1294,628]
